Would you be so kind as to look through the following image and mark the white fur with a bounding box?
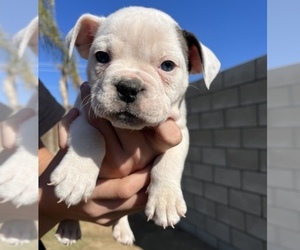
[51,6,220,245]
[0,17,38,245]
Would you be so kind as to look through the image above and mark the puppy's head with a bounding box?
[67,7,220,129]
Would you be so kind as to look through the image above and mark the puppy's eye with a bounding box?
[160,60,175,72]
[95,51,110,63]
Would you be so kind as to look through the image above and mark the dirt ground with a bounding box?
[41,213,215,250]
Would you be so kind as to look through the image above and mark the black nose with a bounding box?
[116,79,142,104]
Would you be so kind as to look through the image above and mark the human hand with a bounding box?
[1,108,35,149]
[39,83,182,236]
[39,109,148,236]
[77,82,182,179]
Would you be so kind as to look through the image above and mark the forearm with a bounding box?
[38,140,54,176]
[39,149,66,237]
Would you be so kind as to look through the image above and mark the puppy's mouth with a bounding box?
[108,111,145,129]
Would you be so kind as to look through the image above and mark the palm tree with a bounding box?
[39,0,82,109]
[0,28,36,109]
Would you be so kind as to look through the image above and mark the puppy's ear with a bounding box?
[66,14,106,59]
[183,30,221,89]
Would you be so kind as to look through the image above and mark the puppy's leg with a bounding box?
[112,216,135,245]
[50,115,105,206]
[55,220,81,246]
[145,127,189,228]
[0,115,38,207]
[0,219,37,245]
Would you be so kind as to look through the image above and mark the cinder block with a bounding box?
[186,82,201,98]
[240,80,267,105]
[189,95,211,113]
[217,204,245,230]
[183,162,193,177]
[185,209,205,228]
[196,229,218,248]
[255,56,267,79]
[268,207,299,231]
[246,214,267,241]
[262,197,267,219]
[268,107,300,127]
[193,78,210,94]
[279,227,300,250]
[273,189,300,211]
[268,63,300,87]
[227,149,259,170]
[187,147,202,162]
[202,111,225,129]
[269,148,299,170]
[229,190,261,215]
[242,128,267,149]
[205,217,230,243]
[187,114,200,130]
[204,183,228,205]
[259,150,267,172]
[203,148,226,166]
[224,60,255,87]
[268,128,293,148]
[291,83,300,106]
[232,229,264,250]
[195,197,216,218]
[225,106,257,128]
[209,72,223,92]
[219,241,240,250]
[268,169,293,189]
[242,172,266,195]
[193,164,213,181]
[295,128,300,148]
[258,103,266,126]
[268,87,290,108]
[178,218,197,235]
[182,177,203,196]
[212,88,239,110]
[189,130,212,146]
[214,129,241,148]
[182,191,195,209]
[214,167,241,188]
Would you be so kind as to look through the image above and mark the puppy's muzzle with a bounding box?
[115,78,144,104]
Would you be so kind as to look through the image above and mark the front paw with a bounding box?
[145,184,187,228]
[50,155,99,206]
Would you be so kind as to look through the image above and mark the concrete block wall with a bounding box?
[268,63,300,250]
[179,56,267,250]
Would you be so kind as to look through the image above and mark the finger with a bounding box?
[1,108,35,149]
[9,108,35,125]
[143,119,182,154]
[58,108,79,149]
[93,191,148,225]
[92,165,151,200]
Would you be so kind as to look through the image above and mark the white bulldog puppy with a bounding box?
[50,6,220,245]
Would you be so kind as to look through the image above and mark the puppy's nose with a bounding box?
[116,79,142,104]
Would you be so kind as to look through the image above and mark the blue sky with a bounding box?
[1,1,300,107]
[268,0,300,69]
[0,0,37,105]
[39,0,267,105]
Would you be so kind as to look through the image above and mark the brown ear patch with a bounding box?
[182,30,203,74]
